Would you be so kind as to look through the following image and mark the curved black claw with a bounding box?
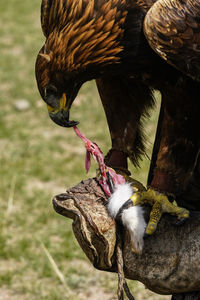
[175,217,189,226]
[144,232,151,239]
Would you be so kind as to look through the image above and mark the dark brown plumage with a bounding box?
[144,0,200,81]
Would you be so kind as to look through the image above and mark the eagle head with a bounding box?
[35,0,127,127]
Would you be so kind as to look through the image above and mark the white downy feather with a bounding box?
[108,183,133,218]
[108,183,146,254]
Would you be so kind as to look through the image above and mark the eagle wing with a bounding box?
[144,0,200,81]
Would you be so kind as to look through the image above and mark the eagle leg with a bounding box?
[96,76,154,170]
[131,188,189,235]
[143,80,200,235]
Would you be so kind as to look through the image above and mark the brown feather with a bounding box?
[39,53,51,62]
[41,0,127,73]
[144,0,200,80]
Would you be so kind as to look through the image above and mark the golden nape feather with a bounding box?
[36,4,200,297]
[40,0,128,73]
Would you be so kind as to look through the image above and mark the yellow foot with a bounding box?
[130,188,190,235]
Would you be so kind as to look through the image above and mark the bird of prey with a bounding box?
[35,0,200,252]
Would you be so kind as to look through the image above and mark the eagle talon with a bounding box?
[130,188,189,236]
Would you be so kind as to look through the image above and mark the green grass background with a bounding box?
[0,1,170,299]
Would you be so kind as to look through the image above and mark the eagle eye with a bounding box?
[44,84,58,97]
[44,84,60,108]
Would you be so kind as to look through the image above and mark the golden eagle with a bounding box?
[35,1,200,297]
[35,0,200,228]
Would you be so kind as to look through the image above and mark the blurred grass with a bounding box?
[0,1,170,299]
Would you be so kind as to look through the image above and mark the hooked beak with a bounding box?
[47,93,79,127]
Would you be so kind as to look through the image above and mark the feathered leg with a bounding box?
[148,85,200,222]
[96,75,154,170]
[136,78,200,235]
[151,80,200,196]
